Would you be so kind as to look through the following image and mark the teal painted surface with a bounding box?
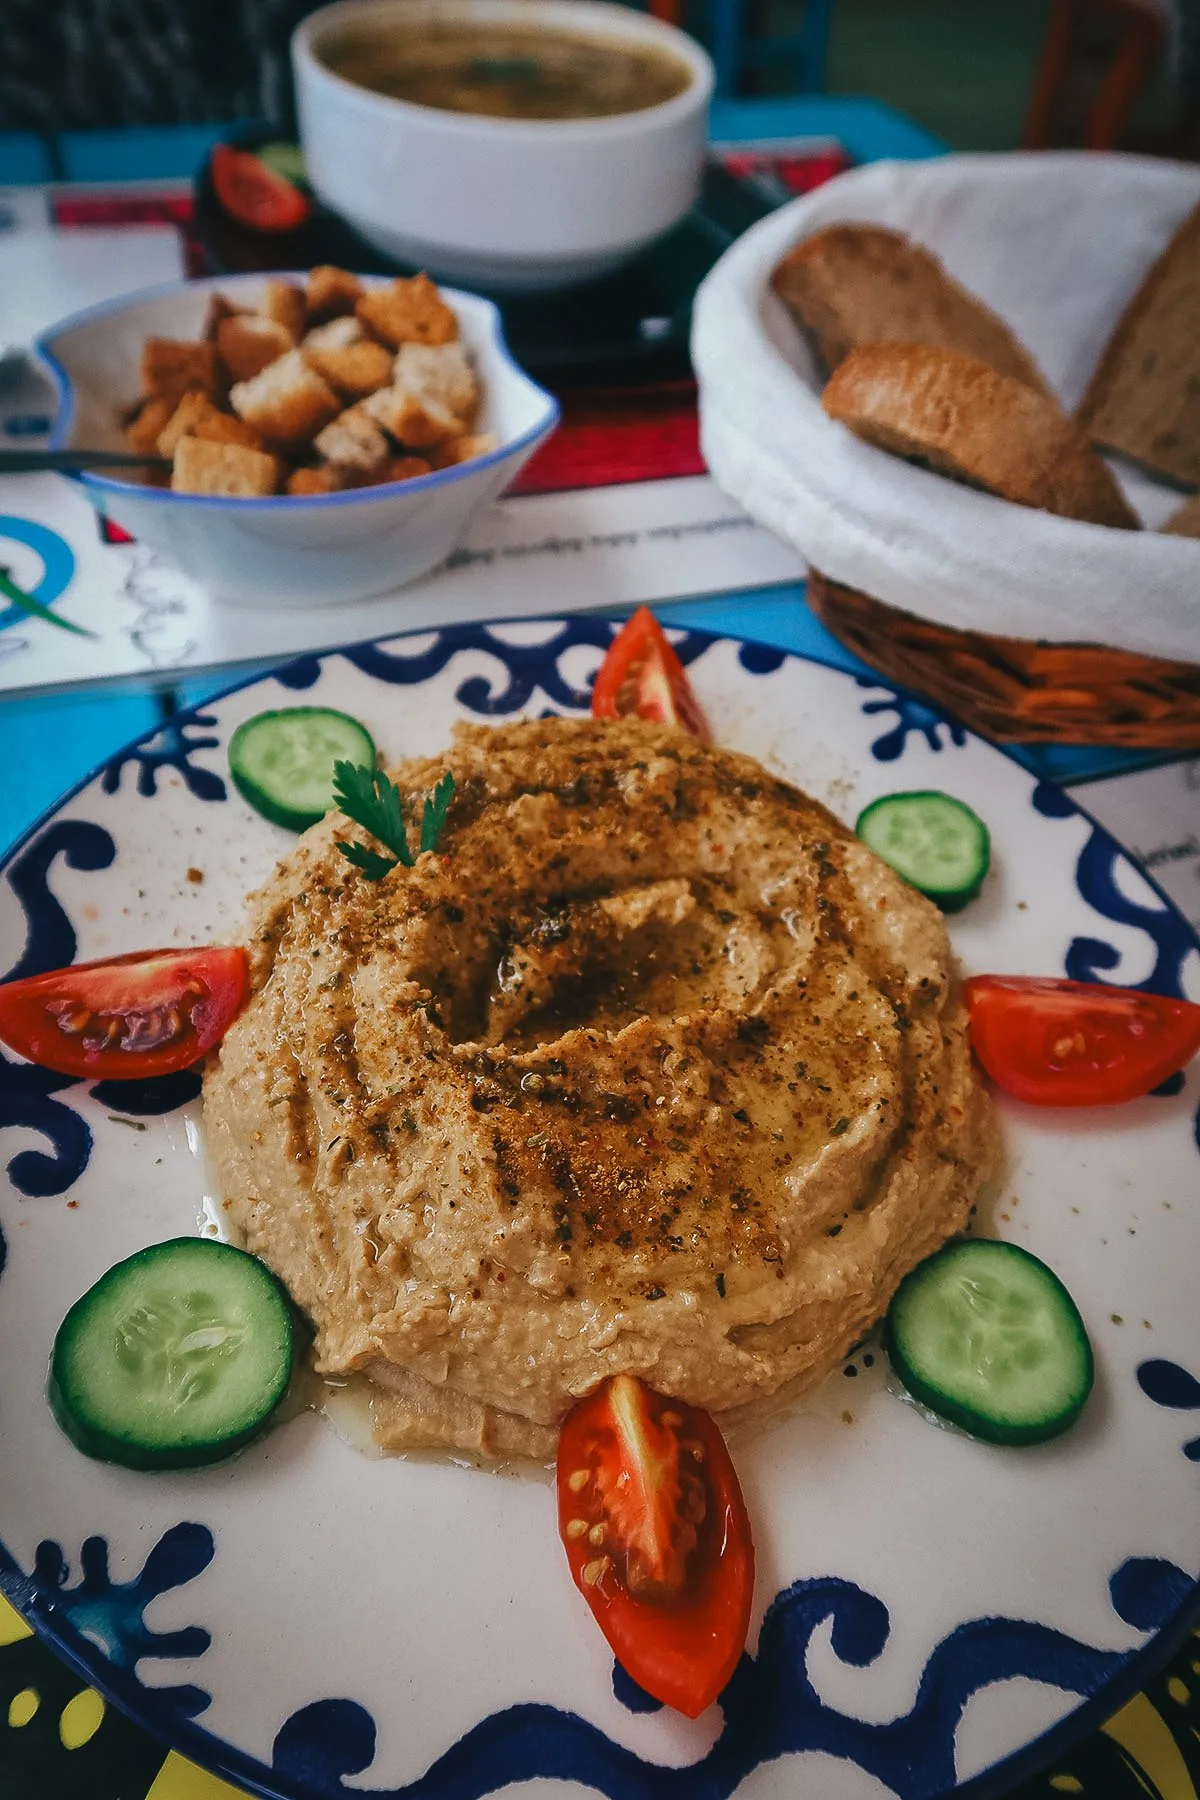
[0,688,160,858]
[0,136,52,185]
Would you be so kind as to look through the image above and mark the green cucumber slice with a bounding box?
[856,790,990,911]
[229,707,376,831]
[883,1240,1093,1446]
[49,1238,294,1470]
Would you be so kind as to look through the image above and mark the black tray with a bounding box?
[193,134,778,388]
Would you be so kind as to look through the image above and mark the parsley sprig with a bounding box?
[332,761,455,880]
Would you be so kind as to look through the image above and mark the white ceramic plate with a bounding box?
[1,616,1198,1800]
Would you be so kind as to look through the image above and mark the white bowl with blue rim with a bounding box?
[35,272,559,608]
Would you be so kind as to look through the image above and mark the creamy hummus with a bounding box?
[204,716,997,1459]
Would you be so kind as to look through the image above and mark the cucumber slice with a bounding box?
[229,707,376,831]
[884,1240,1093,1446]
[49,1238,294,1470]
[856,790,990,911]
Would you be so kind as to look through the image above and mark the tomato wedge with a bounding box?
[0,947,249,1080]
[965,974,1200,1107]
[591,607,711,740]
[556,1374,753,1717]
[210,144,310,234]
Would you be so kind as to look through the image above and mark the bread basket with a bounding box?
[692,153,1200,748]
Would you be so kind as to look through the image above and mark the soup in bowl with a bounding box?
[293,0,714,290]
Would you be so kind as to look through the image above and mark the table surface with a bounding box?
[1,95,1199,1800]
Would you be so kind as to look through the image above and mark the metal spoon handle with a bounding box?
[0,448,170,474]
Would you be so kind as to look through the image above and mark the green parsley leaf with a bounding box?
[334,839,402,882]
[420,770,456,854]
[332,759,455,880]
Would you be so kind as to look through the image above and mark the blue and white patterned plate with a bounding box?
[1,617,1198,1800]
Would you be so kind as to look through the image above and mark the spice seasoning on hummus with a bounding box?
[203,716,997,1460]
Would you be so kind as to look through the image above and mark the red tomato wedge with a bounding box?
[591,607,711,740]
[0,947,249,1080]
[556,1373,753,1717]
[965,975,1200,1107]
[211,144,310,234]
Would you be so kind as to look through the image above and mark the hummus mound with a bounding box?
[204,716,997,1460]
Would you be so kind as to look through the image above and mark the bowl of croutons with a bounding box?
[35,264,559,606]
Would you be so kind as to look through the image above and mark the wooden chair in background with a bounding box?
[1023,0,1168,149]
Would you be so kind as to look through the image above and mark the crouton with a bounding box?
[428,431,499,469]
[171,437,282,497]
[157,391,223,457]
[356,274,458,348]
[229,350,341,450]
[362,383,462,448]
[313,406,391,476]
[261,279,307,342]
[307,265,365,323]
[192,410,266,452]
[217,315,297,385]
[368,455,432,486]
[140,338,220,408]
[202,292,242,342]
[302,316,365,354]
[393,341,478,423]
[305,339,395,401]
[286,465,344,496]
[124,395,175,457]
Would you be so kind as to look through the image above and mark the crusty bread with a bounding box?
[1164,493,1200,537]
[313,406,390,477]
[823,342,1140,529]
[373,454,433,486]
[305,339,395,401]
[157,391,264,457]
[772,224,1048,392]
[229,350,341,449]
[394,341,478,423]
[356,274,459,349]
[171,437,281,497]
[1078,202,1200,489]
[261,279,307,342]
[306,265,364,323]
[302,317,364,354]
[363,382,462,447]
[286,465,343,496]
[123,395,174,457]
[217,315,296,384]
[140,338,220,408]
[429,431,499,469]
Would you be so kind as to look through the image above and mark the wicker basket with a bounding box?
[806,571,1200,751]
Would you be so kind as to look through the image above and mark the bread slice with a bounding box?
[1078,202,1200,488]
[229,350,341,450]
[1164,493,1200,537]
[772,224,1048,392]
[823,342,1140,529]
[171,437,281,497]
